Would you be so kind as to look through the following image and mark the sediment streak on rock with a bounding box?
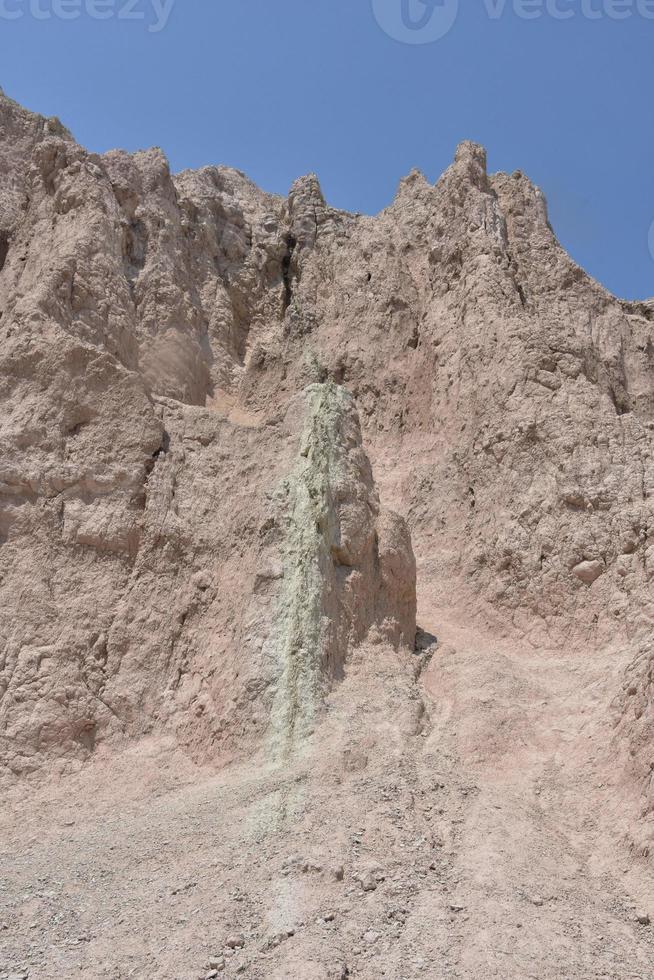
[270,382,416,755]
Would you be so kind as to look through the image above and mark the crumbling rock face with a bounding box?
[0,362,415,778]
[268,382,416,753]
[0,92,652,801]
[269,141,654,653]
[614,643,654,821]
[0,91,72,245]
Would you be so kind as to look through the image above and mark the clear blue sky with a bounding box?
[1,0,653,298]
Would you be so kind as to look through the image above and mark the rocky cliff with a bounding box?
[0,88,652,809]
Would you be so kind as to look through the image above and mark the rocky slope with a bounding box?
[0,90,653,978]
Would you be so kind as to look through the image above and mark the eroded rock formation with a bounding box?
[0,91,652,814]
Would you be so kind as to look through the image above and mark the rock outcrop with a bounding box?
[0,364,415,777]
[0,91,652,815]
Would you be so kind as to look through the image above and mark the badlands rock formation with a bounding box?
[0,92,417,778]
[1,90,653,979]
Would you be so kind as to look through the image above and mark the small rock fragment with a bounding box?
[263,927,295,949]
[572,560,604,585]
[225,933,245,950]
[329,966,350,980]
[301,861,323,874]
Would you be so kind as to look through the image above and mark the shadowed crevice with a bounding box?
[0,230,9,273]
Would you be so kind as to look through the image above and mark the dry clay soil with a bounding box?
[2,602,654,979]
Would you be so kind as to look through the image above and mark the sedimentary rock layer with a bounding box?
[0,92,652,807]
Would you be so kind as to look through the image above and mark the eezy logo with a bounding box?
[372,0,460,43]
[0,0,175,32]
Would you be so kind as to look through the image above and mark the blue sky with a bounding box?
[1,0,652,298]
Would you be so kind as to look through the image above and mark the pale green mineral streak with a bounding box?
[270,382,350,758]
